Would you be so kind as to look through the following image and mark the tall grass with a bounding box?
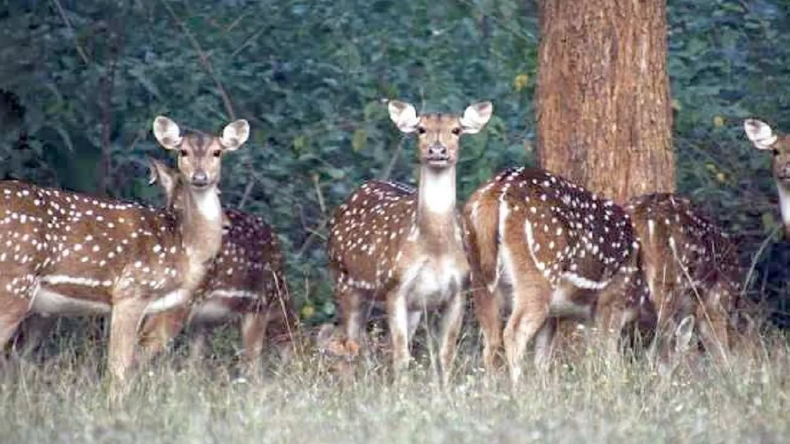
[1,328,788,444]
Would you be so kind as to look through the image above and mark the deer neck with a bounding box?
[178,185,224,274]
[415,166,459,247]
[776,182,790,234]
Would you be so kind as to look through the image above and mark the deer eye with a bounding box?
[773,149,780,156]
[451,127,462,136]
[212,150,222,158]
[179,149,189,157]
[417,127,427,135]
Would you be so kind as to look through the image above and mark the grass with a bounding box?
[0,327,788,444]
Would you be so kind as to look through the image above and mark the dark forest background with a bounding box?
[1,0,789,327]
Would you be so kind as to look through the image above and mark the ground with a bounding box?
[0,327,788,444]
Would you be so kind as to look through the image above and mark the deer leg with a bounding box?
[267,292,298,359]
[387,289,411,378]
[438,290,465,387]
[337,280,363,344]
[533,317,557,371]
[473,284,503,374]
[407,311,422,343]
[697,290,730,366]
[240,309,270,376]
[12,314,56,359]
[503,281,551,388]
[137,306,191,368]
[108,296,149,399]
[0,295,30,356]
[188,326,209,363]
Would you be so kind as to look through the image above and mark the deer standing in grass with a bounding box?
[625,192,740,366]
[137,161,297,370]
[326,100,493,384]
[462,167,648,386]
[0,116,248,391]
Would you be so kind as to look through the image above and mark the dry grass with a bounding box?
[0,327,788,444]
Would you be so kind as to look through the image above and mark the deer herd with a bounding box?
[0,104,782,395]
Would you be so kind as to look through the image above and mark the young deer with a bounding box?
[137,161,297,369]
[326,100,493,383]
[744,118,790,237]
[462,167,648,385]
[0,116,247,389]
[625,192,740,365]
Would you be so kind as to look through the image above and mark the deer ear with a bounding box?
[219,119,250,151]
[460,101,493,134]
[388,100,420,133]
[153,116,183,150]
[148,158,177,197]
[744,119,778,150]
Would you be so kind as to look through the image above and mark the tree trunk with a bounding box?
[536,0,674,204]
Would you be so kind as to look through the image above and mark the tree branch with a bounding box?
[160,0,236,120]
[51,0,90,65]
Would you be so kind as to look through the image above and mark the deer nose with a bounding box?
[428,144,447,158]
[192,171,209,187]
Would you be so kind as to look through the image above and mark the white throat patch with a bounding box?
[777,185,790,227]
[194,188,222,222]
[420,168,456,214]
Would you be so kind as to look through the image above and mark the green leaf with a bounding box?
[351,128,367,152]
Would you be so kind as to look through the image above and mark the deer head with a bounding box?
[388,100,492,170]
[148,158,232,230]
[744,119,790,236]
[153,116,249,190]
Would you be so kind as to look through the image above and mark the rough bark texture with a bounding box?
[536,0,674,204]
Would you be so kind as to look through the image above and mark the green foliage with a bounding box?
[669,0,790,325]
[0,0,788,325]
[0,0,535,324]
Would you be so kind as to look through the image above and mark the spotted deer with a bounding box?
[326,100,493,383]
[0,116,248,389]
[625,193,740,365]
[137,161,297,369]
[744,118,790,237]
[462,167,648,385]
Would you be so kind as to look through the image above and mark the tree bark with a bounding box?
[536,0,674,204]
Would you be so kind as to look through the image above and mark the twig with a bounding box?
[740,226,779,302]
[161,0,236,120]
[312,173,327,215]
[294,218,330,259]
[237,172,256,210]
[124,128,148,154]
[51,0,90,65]
[97,21,122,197]
[223,10,249,34]
[230,27,268,59]
[380,137,405,181]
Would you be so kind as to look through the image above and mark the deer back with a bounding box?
[327,180,419,293]
[464,166,639,292]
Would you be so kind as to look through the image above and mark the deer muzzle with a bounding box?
[777,164,790,181]
[191,171,210,188]
[426,143,450,166]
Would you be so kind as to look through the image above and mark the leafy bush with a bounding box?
[0,0,788,326]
